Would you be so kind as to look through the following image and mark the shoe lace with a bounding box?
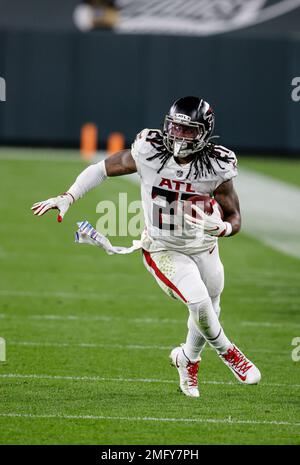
[223,347,252,375]
[186,360,199,386]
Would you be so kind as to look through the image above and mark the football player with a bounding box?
[32,96,261,397]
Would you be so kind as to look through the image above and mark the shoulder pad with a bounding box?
[131,128,162,160]
[213,145,238,181]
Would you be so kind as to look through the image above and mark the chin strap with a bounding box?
[206,134,220,143]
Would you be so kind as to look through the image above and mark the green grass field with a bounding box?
[0,149,299,444]
[240,157,300,188]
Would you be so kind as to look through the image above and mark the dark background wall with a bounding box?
[0,1,299,154]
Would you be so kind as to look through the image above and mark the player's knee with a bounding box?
[205,266,224,299]
[211,295,221,318]
[188,297,213,324]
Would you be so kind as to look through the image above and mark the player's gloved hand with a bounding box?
[185,200,232,237]
[75,221,101,244]
[75,220,116,252]
[75,221,142,255]
[31,192,74,223]
[75,220,127,254]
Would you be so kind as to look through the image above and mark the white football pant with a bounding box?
[142,244,231,358]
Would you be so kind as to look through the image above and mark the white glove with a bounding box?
[75,220,120,254]
[31,192,74,222]
[185,200,232,237]
[75,221,141,255]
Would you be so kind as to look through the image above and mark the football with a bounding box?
[184,194,224,219]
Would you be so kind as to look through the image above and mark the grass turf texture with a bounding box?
[239,156,300,188]
[0,149,299,445]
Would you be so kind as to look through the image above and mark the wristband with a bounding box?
[63,192,75,204]
[223,222,233,237]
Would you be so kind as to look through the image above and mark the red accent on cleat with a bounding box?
[57,215,62,223]
[186,360,199,387]
[221,347,252,381]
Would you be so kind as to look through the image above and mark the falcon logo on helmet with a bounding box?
[163,96,215,158]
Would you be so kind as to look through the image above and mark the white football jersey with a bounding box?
[131,128,238,255]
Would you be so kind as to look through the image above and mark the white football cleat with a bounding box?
[170,345,200,397]
[220,345,261,384]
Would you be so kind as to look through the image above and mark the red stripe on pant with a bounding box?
[142,249,187,303]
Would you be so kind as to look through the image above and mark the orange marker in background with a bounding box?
[107,132,125,155]
[81,123,98,160]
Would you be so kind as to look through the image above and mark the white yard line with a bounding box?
[0,310,181,325]
[0,412,298,427]
[3,339,289,355]
[241,321,300,329]
[3,290,299,307]
[0,373,175,384]
[0,373,299,389]
[9,340,172,350]
[1,311,299,330]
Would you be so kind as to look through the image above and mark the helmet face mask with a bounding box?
[162,97,215,159]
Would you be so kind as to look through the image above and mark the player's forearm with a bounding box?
[224,212,241,236]
[67,149,137,203]
[67,160,107,201]
[31,159,108,221]
[67,150,137,202]
[214,180,241,237]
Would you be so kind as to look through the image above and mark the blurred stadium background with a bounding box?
[0,0,299,445]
